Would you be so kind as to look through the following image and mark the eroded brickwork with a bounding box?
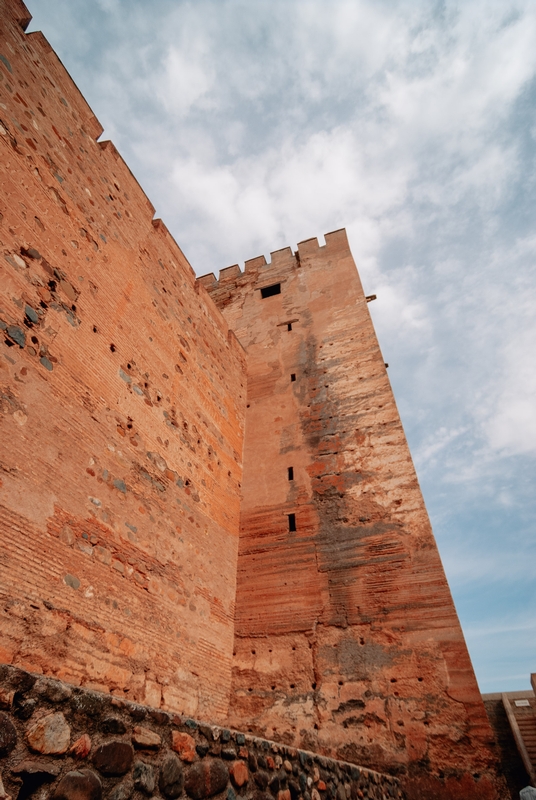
[0,0,245,721]
[203,233,504,799]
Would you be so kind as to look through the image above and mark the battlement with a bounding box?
[198,228,349,290]
[7,0,32,31]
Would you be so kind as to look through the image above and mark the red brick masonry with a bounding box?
[0,0,245,722]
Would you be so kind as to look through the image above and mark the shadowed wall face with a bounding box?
[206,232,502,800]
[0,0,245,721]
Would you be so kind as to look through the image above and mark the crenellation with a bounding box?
[197,272,217,287]
[204,233,349,298]
[11,0,32,31]
[26,29,53,55]
[324,227,350,249]
[24,30,104,140]
[296,236,320,254]
[219,264,241,282]
[269,245,294,264]
[151,218,196,282]
[99,140,156,218]
[244,254,267,271]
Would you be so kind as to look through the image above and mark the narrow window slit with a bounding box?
[288,467,294,481]
[287,322,292,331]
[288,513,296,532]
[260,283,281,299]
[290,373,296,382]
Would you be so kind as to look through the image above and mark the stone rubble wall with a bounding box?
[0,666,403,800]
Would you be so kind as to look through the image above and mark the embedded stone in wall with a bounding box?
[92,742,134,776]
[172,732,196,763]
[0,713,17,756]
[159,753,184,798]
[53,769,102,800]
[184,760,229,799]
[26,713,70,755]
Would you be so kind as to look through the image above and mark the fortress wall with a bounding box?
[0,0,246,722]
[204,232,504,800]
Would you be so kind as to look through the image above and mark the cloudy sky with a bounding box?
[26,0,536,693]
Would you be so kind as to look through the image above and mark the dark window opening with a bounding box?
[288,513,296,532]
[290,373,296,382]
[260,283,281,298]
[287,322,292,331]
[288,466,294,481]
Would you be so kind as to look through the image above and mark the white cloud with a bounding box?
[156,45,215,117]
[485,326,536,455]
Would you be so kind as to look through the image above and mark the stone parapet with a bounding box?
[0,665,404,800]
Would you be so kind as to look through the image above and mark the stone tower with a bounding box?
[200,231,501,800]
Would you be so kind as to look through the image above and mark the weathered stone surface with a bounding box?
[10,759,60,799]
[198,726,214,742]
[92,741,134,776]
[11,761,61,778]
[53,769,102,800]
[255,772,269,789]
[172,731,197,763]
[34,678,72,703]
[149,710,168,726]
[288,779,300,800]
[184,759,229,799]
[108,779,134,800]
[26,712,70,754]
[0,772,7,800]
[230,761,248,788]
[15,698,36,721]
[0,690,15,710]
[101,717,127,735]
[132,761,155,794]
[0,713,17,755]
[132,726,161,749]
[159,753,184,798]
[70,734,92,758]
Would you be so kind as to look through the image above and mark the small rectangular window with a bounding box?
[288,513,296,532]
[288,466,294,481]
[290,373,296,382]
[287,323,292,331]
[260,283,281,299]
